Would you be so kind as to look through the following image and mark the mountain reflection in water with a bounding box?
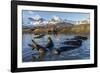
[22,33,90,62]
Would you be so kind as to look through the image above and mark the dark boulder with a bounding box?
[28,40,47,54]
[63,39,82,46]
[73,36,88,40]
[33,34,45,38]
[45,37,54,50]
[53,45,81,55]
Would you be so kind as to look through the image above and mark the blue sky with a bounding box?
[22,10,90,25]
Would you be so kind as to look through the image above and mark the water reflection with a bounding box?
[22,33,90,62]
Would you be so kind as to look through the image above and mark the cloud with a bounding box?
[28,11,35,15]
[52,16,61,21]
[32,15,41,20]
[30,15,48,26]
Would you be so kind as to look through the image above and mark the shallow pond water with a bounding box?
[22,33,90,62]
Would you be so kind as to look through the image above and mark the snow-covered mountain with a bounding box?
[26,16,74,28]
[28,16,48,26]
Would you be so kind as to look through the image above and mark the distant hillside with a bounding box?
[22,22,90,34]
[70,24,90,34]
[26,24,90,34]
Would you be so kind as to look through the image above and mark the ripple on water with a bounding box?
[22,34,90,62]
